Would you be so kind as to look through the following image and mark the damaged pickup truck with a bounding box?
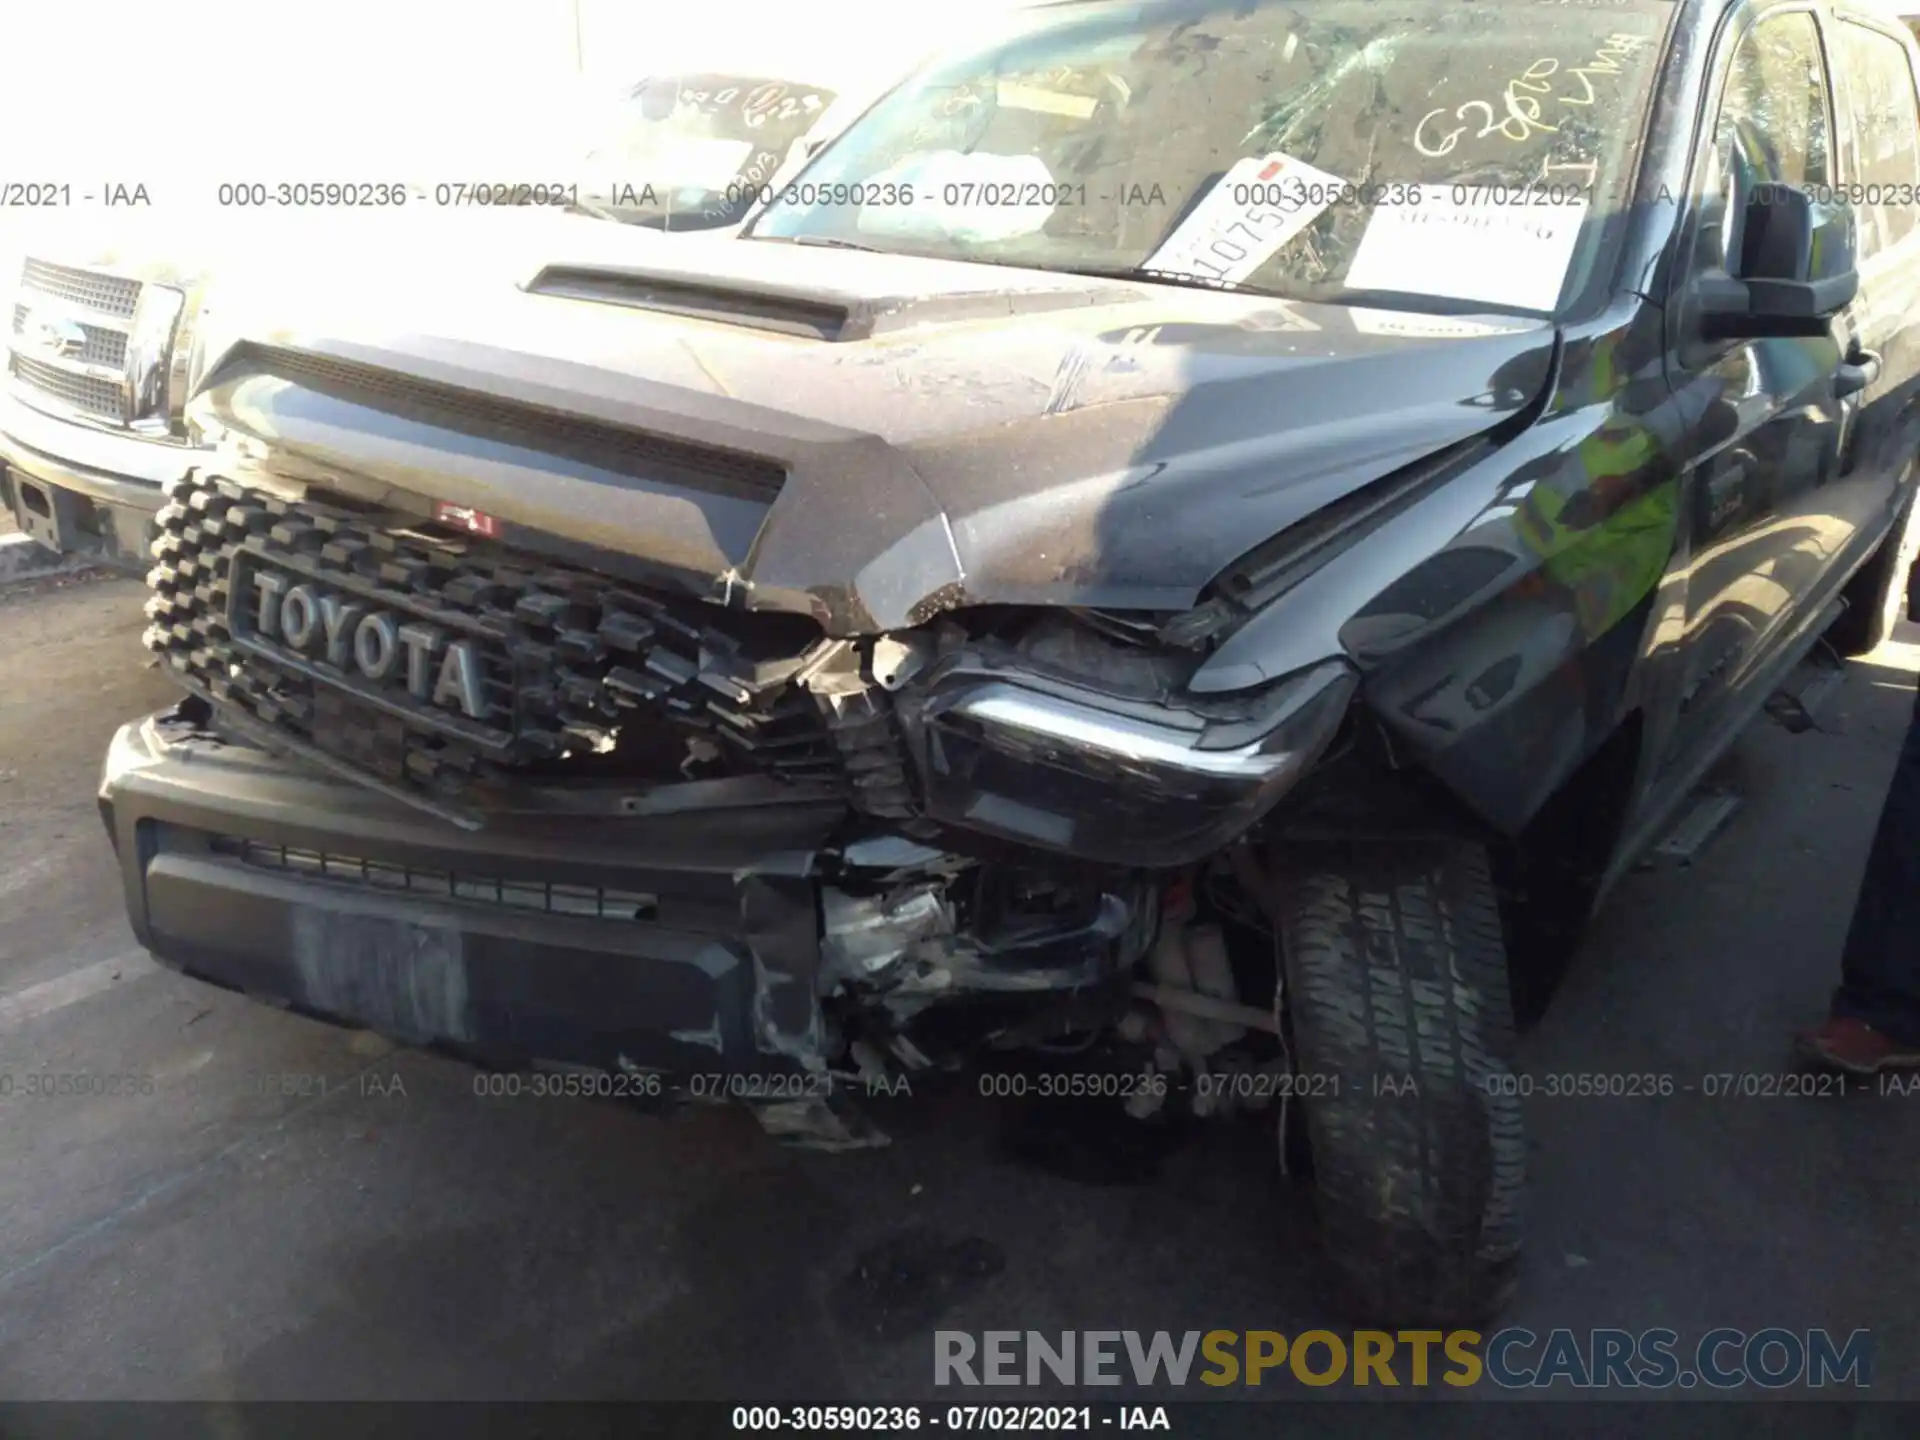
[100,0,1920,1324]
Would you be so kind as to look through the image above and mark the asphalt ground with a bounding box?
[0,569,1915,1433]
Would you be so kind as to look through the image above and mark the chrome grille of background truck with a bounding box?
[7,258,183,429]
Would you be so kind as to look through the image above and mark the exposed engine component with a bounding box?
[1147,888,1247,1062]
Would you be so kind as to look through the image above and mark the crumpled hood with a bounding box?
[190,236,1557,631]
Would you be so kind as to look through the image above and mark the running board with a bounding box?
[1601,597,1841,901]
[1766,640,1848,734]
[1647,789,1744,868]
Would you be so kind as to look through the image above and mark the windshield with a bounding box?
[584,73,837,230]
[749,0,1674,315]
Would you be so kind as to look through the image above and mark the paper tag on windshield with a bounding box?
[612,136,756,192]
[1143,153,1345,286]
[858,152,1057,244]
[996,81,1099,118]
[1345,196,1588,312]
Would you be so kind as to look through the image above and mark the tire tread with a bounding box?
[1275,840,1525,1325]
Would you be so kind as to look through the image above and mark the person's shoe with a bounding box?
[1795,1017,1920,1075]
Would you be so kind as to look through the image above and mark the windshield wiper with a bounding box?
[565,199,626,224]
[1321,286,1547,321]
[744,233,885,252]
[1000,263,1550,319]
[721,248,1538,320]
[1045,268,1541,317]
[1025,263,1265,295]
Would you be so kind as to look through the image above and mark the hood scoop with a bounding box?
[524,262,1142,343]
[529,264,855,340]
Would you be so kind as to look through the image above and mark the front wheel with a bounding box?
[1269,839,1525,1326]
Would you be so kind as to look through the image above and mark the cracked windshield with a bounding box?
[751,0,1675,314]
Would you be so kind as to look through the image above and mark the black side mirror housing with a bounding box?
[1692,182,1859,340]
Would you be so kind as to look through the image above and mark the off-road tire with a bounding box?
[1829,473,1920,658]
[1271,839,1525,1326]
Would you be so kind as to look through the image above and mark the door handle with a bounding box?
[1835,344,1882,399]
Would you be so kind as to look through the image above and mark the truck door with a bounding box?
[1665,8,1858,753]
[1828,15,1920,572]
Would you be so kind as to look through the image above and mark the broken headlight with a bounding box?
[904,658,1357,867]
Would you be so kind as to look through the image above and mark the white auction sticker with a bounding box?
[1345,196,1589,312]
[1143,153,1346,285]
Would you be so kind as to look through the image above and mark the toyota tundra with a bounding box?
[98,0,1920,1323]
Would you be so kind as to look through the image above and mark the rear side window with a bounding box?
[1837,21,1920,255]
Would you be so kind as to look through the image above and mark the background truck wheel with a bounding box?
[1269,839,1525,1326]
[1829,471,1920,658]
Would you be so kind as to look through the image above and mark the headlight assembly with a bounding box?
[905,658,1358,867]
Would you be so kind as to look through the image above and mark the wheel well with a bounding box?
[1490,708,1644,1025]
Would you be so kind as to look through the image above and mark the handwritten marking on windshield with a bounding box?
[742,84,823,128]
[1555,32,1651,106]
[1541,156,1601,190]
[1414,32,1653,156]
[674,86,827,129]
[1415,94,1554,155]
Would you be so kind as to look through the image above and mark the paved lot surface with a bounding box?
[1,571,1916,1427]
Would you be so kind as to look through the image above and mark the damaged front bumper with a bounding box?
[111,477,1364,1101]
[97,703,1156,1084]
[100,704,853,1075]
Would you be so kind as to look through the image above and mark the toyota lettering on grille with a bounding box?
[240,567,488,720]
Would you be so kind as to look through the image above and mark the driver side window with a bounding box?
[1699,13,1834,269]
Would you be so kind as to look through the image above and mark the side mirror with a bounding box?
[1692,182,1859,340]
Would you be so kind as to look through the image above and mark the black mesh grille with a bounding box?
[145,474,844,809]
[213,837,660,920]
